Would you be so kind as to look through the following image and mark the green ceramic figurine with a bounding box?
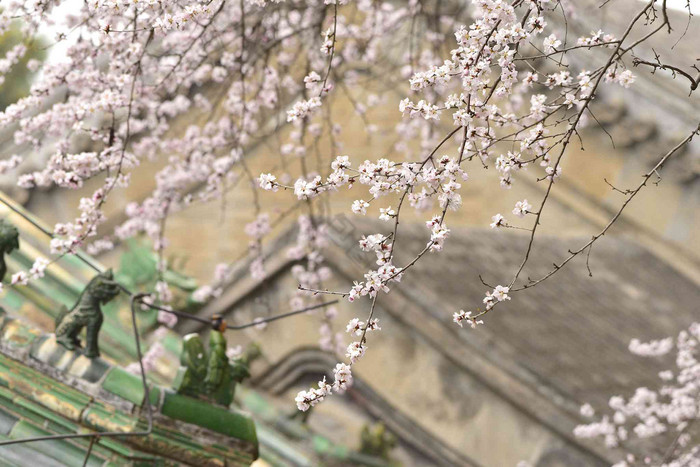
[360,422,397,461]
[173,333,208,398]
[205,330,231,404]
[174,330,250,406]
[55,269,121,358]
[0,219,19,282]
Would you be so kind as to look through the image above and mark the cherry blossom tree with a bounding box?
[0,0,697,463]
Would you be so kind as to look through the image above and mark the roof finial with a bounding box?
[55,269,121,358]
[174,330,250,406]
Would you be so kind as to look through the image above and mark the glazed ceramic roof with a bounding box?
[0,198,258,466]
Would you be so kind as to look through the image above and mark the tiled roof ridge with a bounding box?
[0,308,258,465]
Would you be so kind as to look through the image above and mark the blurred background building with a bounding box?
[0,1,698,465]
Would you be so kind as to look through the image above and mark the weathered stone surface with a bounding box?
[203,217,699,466]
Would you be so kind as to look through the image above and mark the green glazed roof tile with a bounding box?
[11,395,80,433]
[132,430,227,466]
[160,332,183,356]
[0,362,166,463]
[0,358,91,422]
[86,434,148,460]
[0,407,18,435]
[0,198,259,465]
[101,366,143,404]
[29,335,77,370]
[0,318,40,353]
[161,391,258,444]
[82,403,139,434]
[0,435,68,467]
[9,420,106,467]
[0,352,92,407]
[253,423,314,467]
[0,289,26,313]
[67,355,111,383]
[3,274,64,319]
[1,332,258,464]
[7,238,85,299]
[0,405,58,434]
[101,366,160,406]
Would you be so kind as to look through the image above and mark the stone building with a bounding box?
[182,217,699,466]
[171,7,700,462]
[0,1,697,465]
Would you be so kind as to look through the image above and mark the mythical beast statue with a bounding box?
[55,269,120,358]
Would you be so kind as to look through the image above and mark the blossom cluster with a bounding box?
[0,43,27,86]
[453,310,484,329]
[295,361,355,411]
[575,323,699,463]
[191,263,234,303]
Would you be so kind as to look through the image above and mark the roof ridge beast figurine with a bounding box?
[55,269,121,358]
[174,330,250,406]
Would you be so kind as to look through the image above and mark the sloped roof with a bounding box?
[0,311,258,466]
[249,347,478,467]
[237,384,398,467]
[0,197,260,465]
[189,215,698,461]
[571,0,699,83]
[545,0,700,183]
[0,200,152,365]
[308,217,698,458]
[364,221,699,410]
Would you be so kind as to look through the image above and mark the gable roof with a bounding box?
[324,218,699,456]
[556,0,700,122]
[193,216,699,462]
[370,221,699,409]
